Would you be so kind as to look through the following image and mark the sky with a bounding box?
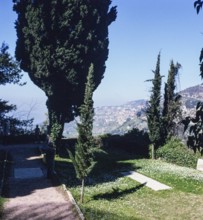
[0,0,203,124]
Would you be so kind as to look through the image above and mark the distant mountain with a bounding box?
[64,85,203,138]
[64,99,147,137]
[180,84,203,109]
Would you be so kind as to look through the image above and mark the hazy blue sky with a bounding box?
[0,0,203,123]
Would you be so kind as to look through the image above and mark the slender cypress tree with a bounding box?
[162,61,182,139]
[147,56,182,158]
[146,53,163,159]
[69,64,96,203]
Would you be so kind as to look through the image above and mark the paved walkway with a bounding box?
[0,144,80,220]
[122,171,172,191]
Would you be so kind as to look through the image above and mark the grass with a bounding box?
[55,147,203,220]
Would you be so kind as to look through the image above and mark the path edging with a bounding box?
[0,151,8,196]
[61,184,85,220]
[38,147,85,219]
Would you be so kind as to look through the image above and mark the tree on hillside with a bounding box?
[146,53,163,159]
[162,61,182,140]
[69,64,98,203]
[13,0,117,150]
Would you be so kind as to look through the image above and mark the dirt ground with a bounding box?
[0,144,80,220]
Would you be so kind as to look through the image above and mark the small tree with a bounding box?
[69,64,97,203]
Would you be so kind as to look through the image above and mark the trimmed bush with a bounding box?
[100,129,150,158]
[156,137,199,168]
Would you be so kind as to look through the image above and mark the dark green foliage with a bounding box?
[146,54,182,157]
[182,102,203,155]
[123,128,150,157]
[99,129,150,158]
[0,43,32,138]
[70,64,95,179]
[194,1,203,78]
[13,0,117,148]
[194,0,203,14]
[69,64,98,202]
[0,43,21,123]
[0,43,22,86]
[156,137,199,168]
[162,61,182,140]
[146,53,163,149]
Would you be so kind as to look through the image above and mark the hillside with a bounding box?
[64,99,147,137]
[180,84,203,117]
[64,85,203,138]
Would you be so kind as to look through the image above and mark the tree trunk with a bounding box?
[80,178,85,203]
[50,112,64,154]
[46,95,74,154]
[151,144,155,160]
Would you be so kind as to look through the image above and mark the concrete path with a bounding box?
[122,171,172,191]
[0,144,80,220]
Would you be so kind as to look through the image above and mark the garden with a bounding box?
[55,139,203,220]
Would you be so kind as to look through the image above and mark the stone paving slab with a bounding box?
[197,159,203,172]
[122,171,172,191]
[14,168,44,179]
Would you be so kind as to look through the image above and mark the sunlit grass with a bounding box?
[120,159,203,194]
[55,149,203,220]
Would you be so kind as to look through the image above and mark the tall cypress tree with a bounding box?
[147,56,182,158]
[69,64,96,203]
[13,0,117,149]
[146,53,163,158]
[162,61,182,140]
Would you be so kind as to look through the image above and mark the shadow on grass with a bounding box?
[92,183,146,200]
[55,147,143,187]
[81,206,142,220]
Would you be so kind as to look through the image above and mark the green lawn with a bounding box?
[55,148,203,220]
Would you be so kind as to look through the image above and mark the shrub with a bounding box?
[156,137,199,168]
[100,129,150,158]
